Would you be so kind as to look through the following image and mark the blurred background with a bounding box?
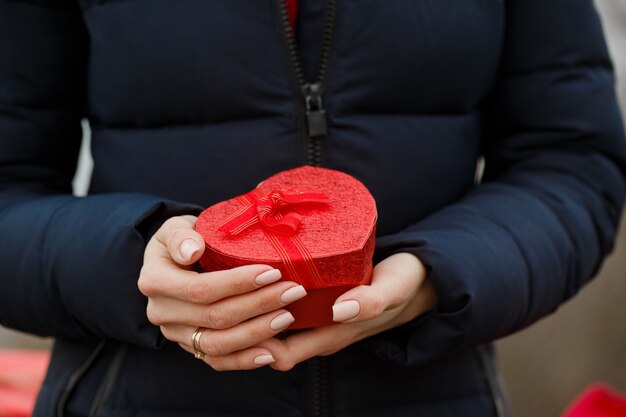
[495,1,626,416]
[1,1,625,416]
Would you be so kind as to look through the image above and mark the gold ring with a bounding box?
[191,327,207,360]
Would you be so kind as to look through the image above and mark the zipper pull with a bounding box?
[302,83,327,137]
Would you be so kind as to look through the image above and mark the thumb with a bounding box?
[158,215,206,266]
[331,285,382,323]
[331,253,426,323]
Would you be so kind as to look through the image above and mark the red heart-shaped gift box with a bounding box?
[195,166,377,329]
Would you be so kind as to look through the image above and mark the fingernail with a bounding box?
[270,311,295,331]
[180,239,200,261]
[255,269,282,286]
[332,300,360,322]
[253,354,275,366]
[280,285,307,304]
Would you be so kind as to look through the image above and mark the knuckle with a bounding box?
[230,275,251,294]
[157,219,177,238]
[146,304,165,325]
[368,293,387,316]
[256,293,277,313]
[204,306,232,330]
[159,326,172,340]
[202,335,226,357]
[166,228,186,249]
[248,323,269,341]
[137,268,158,296]
[186,281,210,303]
[236,354,255,371]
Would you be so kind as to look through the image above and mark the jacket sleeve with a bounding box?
[0,1,201,348]
[367,0,626,366]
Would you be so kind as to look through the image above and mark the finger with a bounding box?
[260,300,427,372]
[143,230,177,267]
[143,215,200,268]
[146,281,306,329]
[162,309,295,358]
[332,253,426,323]
[138,258,199,299]
[258,325,359,372]
[158,216,206,266]
[139,263,282,303]
[179,343,276,371]
[264,293,433,372]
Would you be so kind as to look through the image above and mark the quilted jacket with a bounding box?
[1,0,625,416]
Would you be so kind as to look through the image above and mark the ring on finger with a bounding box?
[192,327,207,360]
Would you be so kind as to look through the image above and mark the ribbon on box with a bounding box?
[218,189,330,287]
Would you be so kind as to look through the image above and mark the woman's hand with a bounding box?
[258,252,437,371]
[138,215,308,370]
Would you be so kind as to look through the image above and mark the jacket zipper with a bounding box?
[477,346,510,417]
[88,344,128,417]
[308,356,330,417]
[277,0,336,167]
[276,1,336,416]
[57,340,107,417]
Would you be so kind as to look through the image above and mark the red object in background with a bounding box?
[562,384,626,417]
[0,350,50,417]
[196,166,377,329]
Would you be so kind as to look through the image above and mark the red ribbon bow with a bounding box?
[217,189,330,287]
[218,190,329,236]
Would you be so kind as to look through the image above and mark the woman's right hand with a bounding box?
[138,215,307,370]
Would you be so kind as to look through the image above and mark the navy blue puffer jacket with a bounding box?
[1,0,625,416]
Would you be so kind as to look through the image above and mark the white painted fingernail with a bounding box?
[280,285,307,304]
[180,239,200,261]
[332,300,360,322]
[253,354,275,366]
[270,312,295,331]
[255,269,282,286]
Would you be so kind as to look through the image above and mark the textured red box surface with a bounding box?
[195,166,377,328]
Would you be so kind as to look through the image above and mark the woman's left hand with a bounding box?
[257,252,437,371]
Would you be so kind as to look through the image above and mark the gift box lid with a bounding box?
[197,166,376,259]
[195,166,377,289]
